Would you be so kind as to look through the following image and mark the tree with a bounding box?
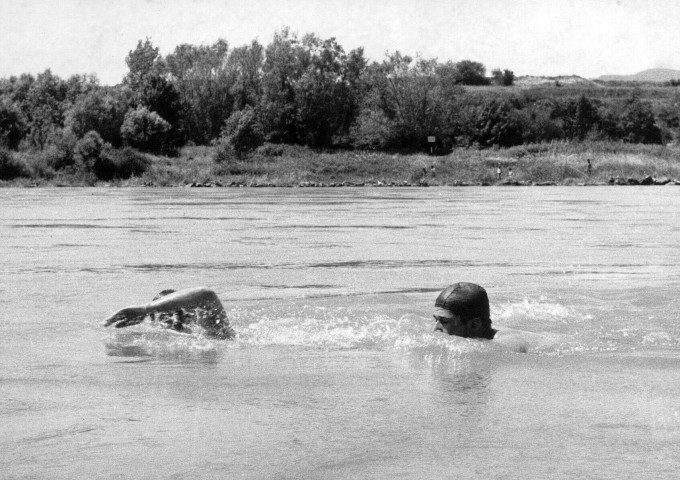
[455,96,523,147]
[260,28,306,143]
[228,40,264,111]
[615,97,662,144]
[492,69,514,86]
[454,60,489,85]
[124,39,184,149]
[19,70,69,149]
[353,52,445,149]
[0,99,26,149]
[120,106,171,153]
[555,95,600,140]
[166,40,235,144]
[124,38,165,96]
[220,105,264,156]
[293,34,364,147]
[64,89,126,146]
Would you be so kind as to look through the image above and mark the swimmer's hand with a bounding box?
[102,306,147,328]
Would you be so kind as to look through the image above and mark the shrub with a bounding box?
[64,91,126,146]
[120,107,171,153]
[75,130,105,169]
[349,109,394,150]
[105,147,150,179]
[0,101,26,150]
[0,148,29,180]
[221,106,264,156]
[35,143,75,171]
[74,130,122,180]
[212,137,237,164]
[254,142,285,157]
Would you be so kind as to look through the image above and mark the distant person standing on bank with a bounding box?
[508,167,513,179]
[587,158,592,176]
[496,165,502,180]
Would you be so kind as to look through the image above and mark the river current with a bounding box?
[1,186,679,479]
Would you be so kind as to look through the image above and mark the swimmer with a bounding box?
[433,282,497,339]
[102,286,234,339]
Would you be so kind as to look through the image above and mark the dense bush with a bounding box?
[75,130,105,169]
[64,90,126,146]
[212,137,237,164]
[220,106,264,156]
[254,142,285,157]
[104,147,150,179]
[0,100,26,149]
[35,144,75,171]
[0,148,29,180]
[120,107,171,153]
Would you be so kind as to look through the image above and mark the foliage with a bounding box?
[167,39,234,144]
[453,60,489,85]
[355,53,450,150]
[254,142,285,157]
[212,137,237,164]
[124,38,184,149]
[21,70,69,149]
[120,107,171,153]
[455,97,523,147]
[220,105,264,156]
[492,69,515,86]
[74,130,108,176]
[0,27,672,158]
[0,148,29,180]
[0,99,26,149]
[228,40,265,111]
[64,89,126,146]
[103,147,150,179]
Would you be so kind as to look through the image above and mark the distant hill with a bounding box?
[597,68,680,83]
[514,75,600,88]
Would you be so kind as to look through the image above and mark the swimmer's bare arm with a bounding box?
[102,287,227,329]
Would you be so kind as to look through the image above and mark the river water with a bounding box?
[1,186,679,479]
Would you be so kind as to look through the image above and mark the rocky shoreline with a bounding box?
[150,175,680,188]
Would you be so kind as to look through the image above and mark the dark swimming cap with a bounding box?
[434,283,490,322]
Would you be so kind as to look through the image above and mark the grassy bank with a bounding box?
[3,141,680,187]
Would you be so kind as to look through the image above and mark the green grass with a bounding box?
[2,141,679,187]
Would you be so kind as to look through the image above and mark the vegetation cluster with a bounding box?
[1,28,680,185]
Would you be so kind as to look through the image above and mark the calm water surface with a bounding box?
[1,187,679,479]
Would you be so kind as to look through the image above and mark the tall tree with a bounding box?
[228,40,264,112]
[260,28,306,143]
[166,40,234,144]
[124,38,184,149]
[356,52,444,149]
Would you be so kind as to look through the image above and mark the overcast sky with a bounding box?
[1,0,678,85]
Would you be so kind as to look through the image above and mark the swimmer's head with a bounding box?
[433,282,497,339]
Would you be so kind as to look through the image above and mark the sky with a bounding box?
[1,0,679,85]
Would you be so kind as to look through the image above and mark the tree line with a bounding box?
[0,27,675,174]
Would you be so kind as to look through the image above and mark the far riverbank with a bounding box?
[3,141,680,188]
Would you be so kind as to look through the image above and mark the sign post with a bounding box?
[427,136,436,155]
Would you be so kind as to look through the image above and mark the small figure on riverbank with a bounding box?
[433,282,497,339]
[587,158,592,176]
[496,165,502,180]
[102,287,234,339]
[508,167,513,178]
[430,164,436,177]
